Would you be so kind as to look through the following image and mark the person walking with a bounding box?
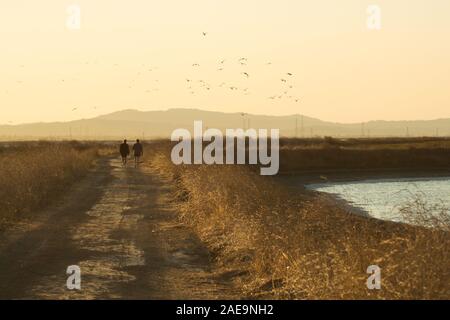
[119,139,130,166]
[132,139,144,167]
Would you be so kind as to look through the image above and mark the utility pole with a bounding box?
[301,115,304,138]
[241,113,246,130]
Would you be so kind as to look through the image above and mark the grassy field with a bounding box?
[149,138,450,299]
[0,138,448,299]
[279,137,450,173]
[0,141,100,229]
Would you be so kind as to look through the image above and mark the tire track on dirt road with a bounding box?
[0,157,240,299]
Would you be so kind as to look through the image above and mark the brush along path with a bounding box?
[0,157,240,299]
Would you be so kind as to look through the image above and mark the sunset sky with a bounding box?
[1,0,450,124]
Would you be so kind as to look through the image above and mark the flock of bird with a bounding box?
[182,33,301,102]
[182,56,300,102]
[6,31,301,120]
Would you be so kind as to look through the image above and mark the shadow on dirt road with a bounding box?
[0,157,240,299]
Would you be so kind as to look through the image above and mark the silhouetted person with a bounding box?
[133,139,144,167]
[120,139,130,166]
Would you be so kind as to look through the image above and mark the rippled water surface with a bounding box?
[307,177,450,223]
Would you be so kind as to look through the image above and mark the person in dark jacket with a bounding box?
[120,139,130,166]
[132,139,144,167]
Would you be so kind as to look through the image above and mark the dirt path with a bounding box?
[0,157,240,299]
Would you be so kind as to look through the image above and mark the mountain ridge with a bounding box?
[1,108,449,139]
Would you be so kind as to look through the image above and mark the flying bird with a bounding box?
[287,73,293,76]
[238,57,248,65]
[242,72,249,78]
[192,63,200,67]
[202,32,208,36]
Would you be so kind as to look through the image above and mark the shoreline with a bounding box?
[278,168,450,186]
[315,192,373,219]
[277,169,450,225]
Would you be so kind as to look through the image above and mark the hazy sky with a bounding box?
[1,0,450,124]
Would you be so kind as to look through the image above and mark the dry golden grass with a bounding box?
[0,141,98,228]
[149,140,450,299]
[279,137,450,173]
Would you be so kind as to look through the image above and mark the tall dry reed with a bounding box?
[0,142,97,227]
[149,141,449,299]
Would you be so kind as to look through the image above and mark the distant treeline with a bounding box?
[278,137,450,173]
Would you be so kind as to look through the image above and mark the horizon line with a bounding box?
[2,107,450,126]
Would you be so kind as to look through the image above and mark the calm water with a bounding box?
[307,177,450,223]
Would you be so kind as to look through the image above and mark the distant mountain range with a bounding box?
[1,108,449,140]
